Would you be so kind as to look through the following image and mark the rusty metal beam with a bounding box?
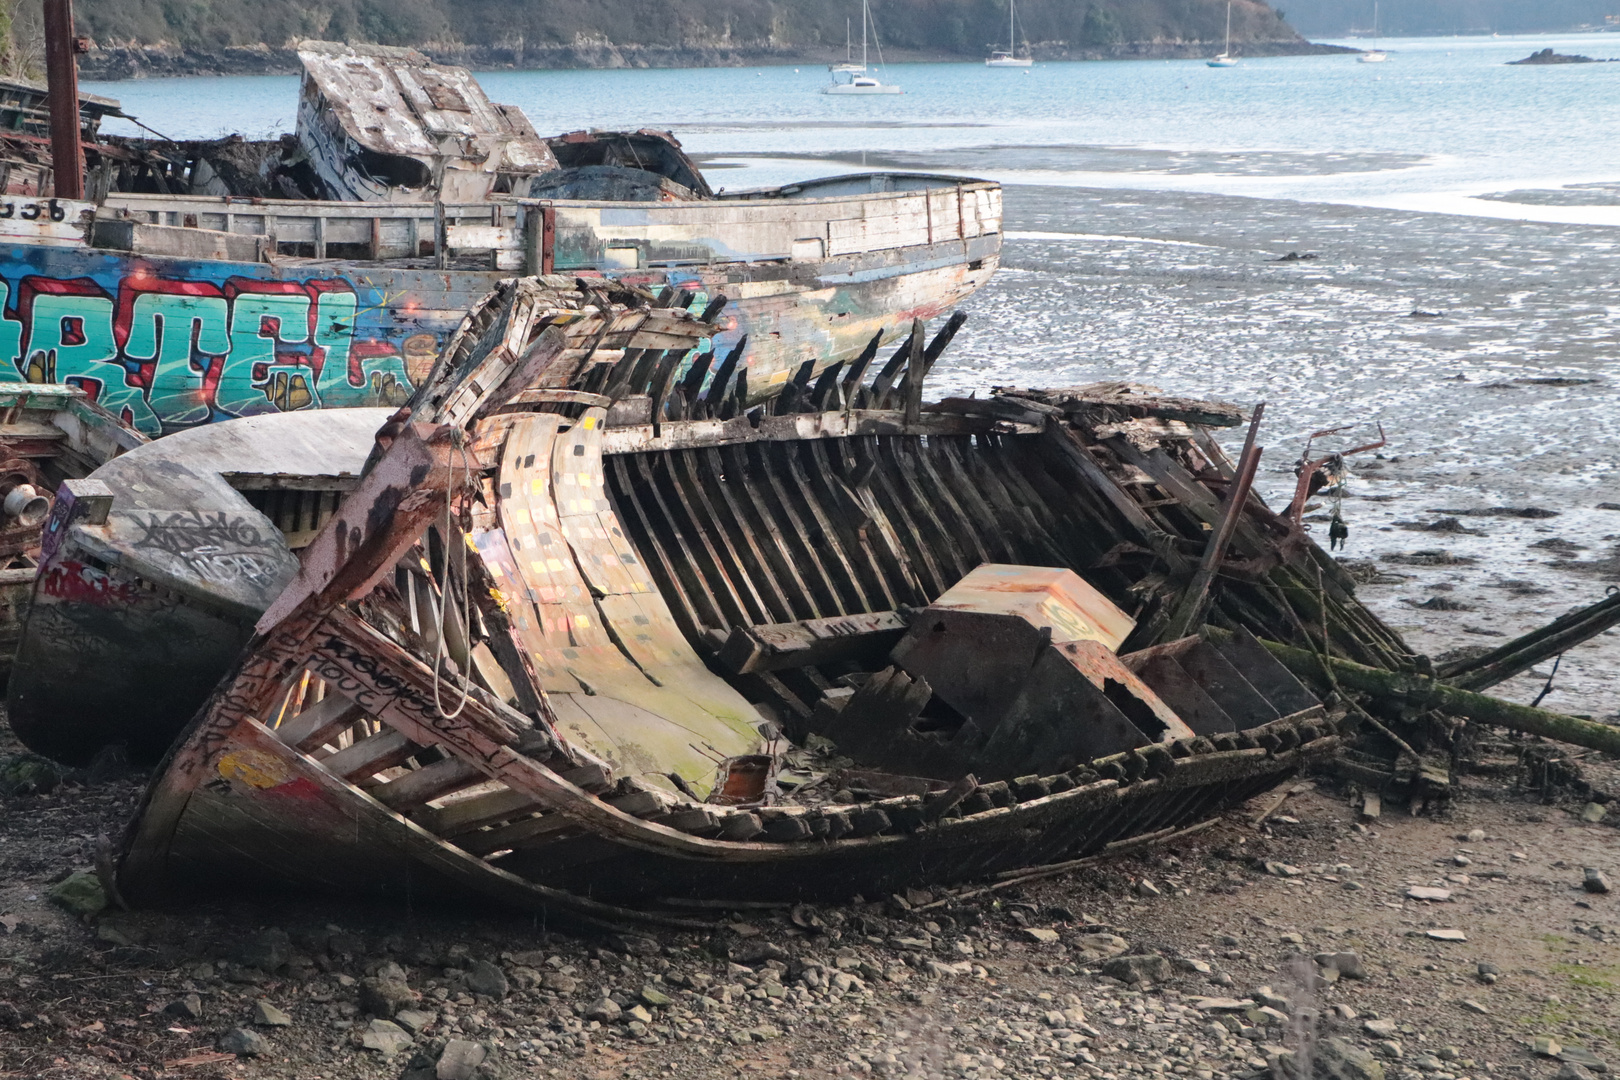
[43,0,85,200]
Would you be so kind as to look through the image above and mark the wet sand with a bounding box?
[939,185,1620,718]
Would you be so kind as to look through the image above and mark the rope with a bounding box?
[433,431,475,720]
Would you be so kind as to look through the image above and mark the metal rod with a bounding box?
[43,0,85,201]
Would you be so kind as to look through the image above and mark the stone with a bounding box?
[608,933,661,956]
[360,1018,412,1056]
[233,928,291,973]
[586,997,621,1023]
[639,986,672,1008]
[1584,868,1612,894]
[1316,1035,1386,1080]
[1559,1065,1597,1080]
[1193,997,1254,1012]
[359,974,415,1018]
[1461,999,1489,1015]
[1580,802,1607,824]
[1021,928,1060,944]
[1136,878,1162,898]
[47,871,107,919]
[1465,828,1486,842]
[1560,1046,1608,1072]
[1071,933,1129,961]
[434,1038,487,1080]
[1101,953,1169,984]
[251,1000,292,1027]
[1265,862,1304,877]
[1405,886,1452,902]
[729,940,789,965]
[1316,951,1366,979]
[163,993,203,1020]
[1535,1037,1565,1058]
[1426,929,1467,942]
[1363,1018,1399,1039]
[625,1004,653,1025]
[465,960,508,999]
[540,971,578,994]
[1478,961,1501,977]
[394,1009,436,1034]
[218,1027,267,1057]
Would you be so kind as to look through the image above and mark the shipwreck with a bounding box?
[95,277,1371,917]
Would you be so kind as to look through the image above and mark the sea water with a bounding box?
[86,38,1620,714]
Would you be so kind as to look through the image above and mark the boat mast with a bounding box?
[1225,1,1232,56]
[863,0,870,71]
[43,0,85,200]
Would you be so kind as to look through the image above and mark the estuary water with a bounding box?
[86,39,1620,714]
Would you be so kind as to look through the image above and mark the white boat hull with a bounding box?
[1359,51,1387,62]
[1207,56,1239,67]
[986,57,1033,67]
[823,83,904,94]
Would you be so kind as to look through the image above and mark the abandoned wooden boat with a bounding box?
[0,38,1000,436]
[0,382,144,677]
[113,278,1379,915]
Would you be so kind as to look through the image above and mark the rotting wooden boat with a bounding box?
[112,277,1403,919]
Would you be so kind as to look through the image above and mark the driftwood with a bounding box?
[1251,635,1620,758]
[1436,590,1620,692]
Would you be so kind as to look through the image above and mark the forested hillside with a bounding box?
[50,0,1324,77]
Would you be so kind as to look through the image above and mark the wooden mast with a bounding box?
[43,0,86,200]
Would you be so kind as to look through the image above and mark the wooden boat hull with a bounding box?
[114,279,1380,917]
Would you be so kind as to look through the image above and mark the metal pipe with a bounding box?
[43,0,85,201]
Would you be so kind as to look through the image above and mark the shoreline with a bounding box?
[77,39,1354,81]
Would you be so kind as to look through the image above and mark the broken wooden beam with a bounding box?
[1435,590,1620,692]
[1249,635,1620,758]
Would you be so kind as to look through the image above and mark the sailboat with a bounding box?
[824,0,902,94]
[831,17,865,74]
[987,0,1034,66]
[1359,0,1388,61]
[1207,0,1239,66]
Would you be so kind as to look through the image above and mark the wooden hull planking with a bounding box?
[115,279,1381,915]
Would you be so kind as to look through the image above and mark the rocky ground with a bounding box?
[2,715,1616,1080]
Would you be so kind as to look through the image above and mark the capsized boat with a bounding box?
[111,277,1389,915]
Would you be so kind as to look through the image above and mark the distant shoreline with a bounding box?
[78,40,1355,82]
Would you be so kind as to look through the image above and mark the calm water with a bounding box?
[90,33,1620,222]
[86,40,1620,713]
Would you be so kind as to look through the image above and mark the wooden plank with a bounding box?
[274,691,367,752]
[418,786,544,838]
[322,727,419,782]
[371,755,483,810]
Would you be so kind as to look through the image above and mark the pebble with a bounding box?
[465,959,508,999]
[1020,927,1060,944]
[1580,802,1607,824]
[1364,1018,1399,1038]
[360,1018,412,1057]
[1265,862,1304,877]
[251,1000,292,1027]
[1461,999,1489,1015]
[163,993,203,1020]
[434,1038,487,1080]
[218,1026,267,1057]
[1583,868,1611,894]
[1407,886,1452,901]
[1427,929,1468,942]
[1536,1037,1565,1058]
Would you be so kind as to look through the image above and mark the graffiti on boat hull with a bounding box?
[0,271,433,434]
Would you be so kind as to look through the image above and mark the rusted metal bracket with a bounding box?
[1284,421,1387,525]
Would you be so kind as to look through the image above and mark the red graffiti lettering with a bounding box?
[39,560,138,607]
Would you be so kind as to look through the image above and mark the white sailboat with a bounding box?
[1207,0,1239,66]
[1359,0,1388,62]
[824,0,902,94]
[831,18,866,74]
[987,0,1034,66]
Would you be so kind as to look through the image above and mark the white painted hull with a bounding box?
[822,83,903,94]
[1207,56,1239,67]
[986,57,1033,67]
[1359,51,1388,62]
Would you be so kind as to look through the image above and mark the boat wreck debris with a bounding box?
[109,278,1364,917]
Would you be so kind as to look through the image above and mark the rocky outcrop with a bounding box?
[1508,47,1614,65]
